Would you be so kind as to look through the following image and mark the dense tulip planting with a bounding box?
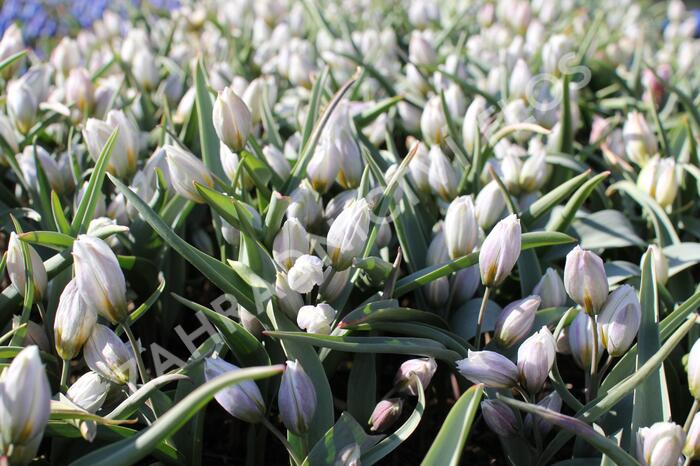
[2,1,700,465]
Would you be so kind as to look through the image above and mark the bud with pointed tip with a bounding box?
[7,232,48,300]
[51,37,81,76]
[407,140,430,192]
[66,372,110,413]
[394,358,437,395]
[84,324,137,385]
[475,180,506,230]
[73,235,128,324]
[65,68,95,117]
[262,144,291,181]
[287,180,323,227]
[132,49,159,91]
[54,279,98,360]
[520,152,548,193]
[456,350,519,388]
[524,391,562,437]
[297,303,336,334]
[564,246,608,315]
[164,144,214,203]
[444,195,479,259]
[421,95,447,146]
[279,360,317,435]
[327,198,371,270]
[637,155,678,208]
[428,145,458,201]
[275,272,304,319]
[568,311,603,370]
[517,327,556,394]
[273,219,310,270]
[462,97,488,154]
[287,254,324,294]
[205,357,266,423]
[453,266,481,305]
[494,295,540,348]
[7,80,37,134]
[623,111,657,167]
[213,86,252,152]
[0,24,25,78]
[533,268,567,308]
[0,346,51,464]
[598,284,641,357]
[636,422,684,466]
[481,399,519,437]
[479,214,522,287]
[307,142,340,193]
[409,31,437,66]
[647,245,669,285]
[369,398,403,432]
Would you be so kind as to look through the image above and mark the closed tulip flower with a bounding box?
[444,195,479,259]
[51,37,81,76]
[499,152,523,194]
[65,68,95,117]
[520,152,549,193]
[7,80,38,134]
[66,372,110,413]
[54,279,98,360]
[287,180,323,227]
[564,246,608,315]
[0,346,51,465]
[369,398,403,432]
[637,156,678,208]
[327,198,371,270]
[262,144,291,181]
[598,285,641,356]
[84,325,137,385]
[524,391,562,437]
[0,24,25,78]
[636,422,684,466]
[494,295,540,348]
[688,339,700,399]
[73,235,128,324]
[428,145,458,201]
[132,49,159,91]
[213,86,252,152]
[394,358,437,395]
[568,311,604,370]
[278,360,317,435]
[273,218,310,270]
[517,327,556,394]
[421,95,447,146]
[7,232,48,299]
[307,142,340,193]
[407,140,430,192]
[456,350,519,388]
[623,111,657,167]
[462,97,488,155]
[481,399,519,437]
[164,144,214,203]
[647,245,669,285]
[16,145,68,194]
[479,214,522,287]
[205,357,266,423]
[533,268,567,308]
[684,413,700,460]
[297,303,336,334]
[275,272,304,318]
[84,110,140,178]
[475,180,506,230]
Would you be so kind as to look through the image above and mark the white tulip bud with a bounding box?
[0,346,51,464]
[499,152,523,194]
[54,279,98,360]
[84,110,139,178]
[494,295,540,348]
[7,232,48,299]
[532,268,567,308]
[287,254,324,293]
[307,142,340,193]
[688,339,700,399]
[462,97,488,155]
[647,245,669,285]
[524,391,562,438]
[479,214,522,286]
[219,142,253,189]
[475,180,506,230]
[542,34,573,76]
[517,327,556,394]
[598,284,641,357]
[564,246,608,315]
[65,68,95,117]
[327,198,371,270]
[262,144,291,181]
[636,422,684,466]
[213,86,252,152]
[407,141,431,192]
[623,111,658,167]
[275,272,304,319]
[84,324,137,385]
[164,144,214,203]
[456,350,519,388]
[567,311,603,370]
[0,112,18,156]
[444,195,479,259]
[297,303,337,334]
[509,59,531,100]
[287,180,323,227]
[0,24,25,77]
[132,49,159,91]
[273,218,310,270]
[51,37,81,76]
[409,31,437,66]
[205,357,266,423]
[637,156,678,208]
[520,152,548,193]
[73,235,128,324]
[398,101,422,132]
[16,145,67,194]
[421,95,447,146]
[428,145,458,201]
[7,80,38,134]
[278,360,317,435]
[67,372,110,413]
[394,357,438,395]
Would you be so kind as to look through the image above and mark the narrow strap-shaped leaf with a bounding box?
[548,171,609,233]
[51,191,71,234]
[421,384,483,466]
[106,373,188,420]
[194,59,224,180]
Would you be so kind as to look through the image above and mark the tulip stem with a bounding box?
[474,287,491,350]
[261,417,303,466]
[121,323,150,384]
[588,314,599,400]
[60,359,70,392]
[685,399,700,432]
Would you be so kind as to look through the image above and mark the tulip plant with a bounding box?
[2,1,700,465]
